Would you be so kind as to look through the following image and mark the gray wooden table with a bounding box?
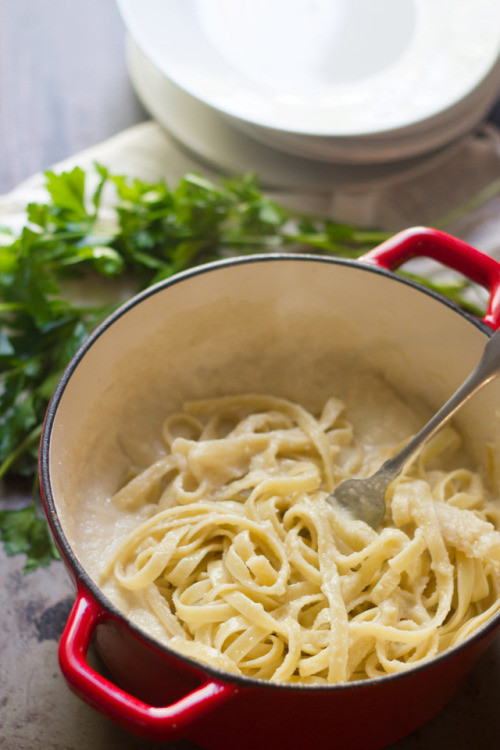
[1,1,500,748]
[0,0,146,194]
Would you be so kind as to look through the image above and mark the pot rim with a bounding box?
[39,250,499,694]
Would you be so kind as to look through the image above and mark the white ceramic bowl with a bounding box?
[125,37,462,190]
[117,0,500,144]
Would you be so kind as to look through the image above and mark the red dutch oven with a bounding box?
[39,227,500,749]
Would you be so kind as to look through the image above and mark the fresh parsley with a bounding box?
[0,164,483,572]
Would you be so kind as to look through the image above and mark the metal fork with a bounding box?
[329,326,500,528]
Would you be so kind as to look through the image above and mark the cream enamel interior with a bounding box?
[45,256,500,589]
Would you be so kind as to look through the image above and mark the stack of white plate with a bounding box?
[117,0,500,190]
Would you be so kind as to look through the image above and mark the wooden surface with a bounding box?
[1,2,500,749]
[0,0,147,194]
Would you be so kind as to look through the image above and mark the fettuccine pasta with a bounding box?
[101,394,500,683]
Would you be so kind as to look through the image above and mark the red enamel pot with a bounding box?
[39,227,500,749]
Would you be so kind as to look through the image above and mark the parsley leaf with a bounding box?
[0,502,59,573]
[44,166,88,218]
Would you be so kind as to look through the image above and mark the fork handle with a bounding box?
[380,326,500,479]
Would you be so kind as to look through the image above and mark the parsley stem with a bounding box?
[0,302,26,313]
[433,178,500,229]
[0,423,43,480]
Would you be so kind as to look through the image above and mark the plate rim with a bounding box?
[117,0,500,137]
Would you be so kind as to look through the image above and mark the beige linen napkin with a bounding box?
[1,119,500,258]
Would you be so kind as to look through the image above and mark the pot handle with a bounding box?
[360,226,500,330]
[59,590,237,740]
